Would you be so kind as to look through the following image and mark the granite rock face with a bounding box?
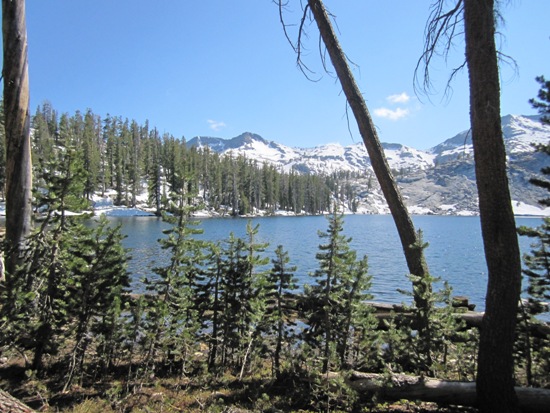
[188,115,550,215]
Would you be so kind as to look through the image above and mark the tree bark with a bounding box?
[306,0,429,302]
[0,389,36,413]
[306,0,432,346]
[347,372,550,413]
[372,304,550,338]
[2,0,33,278]
[463,1,522,412]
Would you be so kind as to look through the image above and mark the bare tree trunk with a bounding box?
[2,0,33,278]
[463,1,522,412]
[306,0,431,334]
[347,372,550,413]
[0,389,36,413]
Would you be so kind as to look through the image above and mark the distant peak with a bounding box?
[234,132,267,142]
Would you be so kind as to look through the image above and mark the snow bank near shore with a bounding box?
[0,195,549,218]
[512,200,550,217]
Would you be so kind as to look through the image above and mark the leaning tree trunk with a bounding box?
[463,1,522,412]
[306,0,431,340]
[2,0,33,280]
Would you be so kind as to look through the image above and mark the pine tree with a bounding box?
[35,112,89,221]
[529,76,550,125]
[142,196,209,376]
[129,120,142,207]
[102,114,118,191]
[147,128,163,215]
[26,126,89,371]
[302,207,372,373]
[82,109,101,200]
[515,76,550,386]
[31,105,54,172]
[63,216,130,389]
[265,245,298,377]
[3,117,107,372]
[118,119,132,206]
[515,218,550,386]
[203,242,224,371]
[0,101,6,200]
[218,232,249,367]
[238,221,269,378]
[216,222,269,373]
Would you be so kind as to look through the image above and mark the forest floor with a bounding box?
[0,360,479,413]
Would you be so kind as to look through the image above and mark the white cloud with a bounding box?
[386,92,410,104]
[373,107,410,121]
[207,119,226,132]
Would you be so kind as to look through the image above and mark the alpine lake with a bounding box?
[99,213,548,320]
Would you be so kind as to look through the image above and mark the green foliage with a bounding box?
[218,222,269,374]
[63,216,130,388]
[529,75,550,125]
[82,110,102,200]
[141,197,209,377]
[0,102,5,199]
[3,98,529,410]
[264,245,298,377]
[389,232,476,378]
[514,85,550,386]
[0,214,130,378]
[516,223,550,388]
[518,219,550,306]
[1,111,130,377]
[146,128,163,215]
[28,102,361,218]
[34,112,91,220]
[301,207,375,373]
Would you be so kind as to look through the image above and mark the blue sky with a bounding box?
[19,1,550,149]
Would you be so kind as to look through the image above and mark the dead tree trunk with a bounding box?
[305,0,432,347]
[347,372,550,413]
[0,389,36,413]
[2,0,33,279]
[462,1,522,411]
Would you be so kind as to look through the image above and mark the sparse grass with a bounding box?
[0,363,480,413]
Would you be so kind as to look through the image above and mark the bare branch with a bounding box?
[275,0,318,80]
[414,0,465,100]
[344,101,355,142]
[295,3,320,81]
[415,0,517,103]
[276,0,359,82]
[276,0,297,53]
[318,32,334,77]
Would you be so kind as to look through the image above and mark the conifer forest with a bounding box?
[1,0,550,412]
[22,103,359,218]
[0,99,548,412]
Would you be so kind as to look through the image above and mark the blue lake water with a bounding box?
[103,214,546,317]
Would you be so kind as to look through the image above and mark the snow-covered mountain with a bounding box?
[188,115,550,216]
[188,133,435,175]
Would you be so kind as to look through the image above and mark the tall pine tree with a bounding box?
[302,207,371,373]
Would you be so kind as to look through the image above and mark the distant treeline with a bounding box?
[6,101,367,215]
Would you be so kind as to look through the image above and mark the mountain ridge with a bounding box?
[187,115,550,216]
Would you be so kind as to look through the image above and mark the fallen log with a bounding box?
[0,389,36,413]
[347,372,550,413]
[126,294,550,337]
[369,301,550,338]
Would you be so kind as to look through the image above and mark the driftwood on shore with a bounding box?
[126,293,550,338]
[368,300,550,338]
[346,372,550,413]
